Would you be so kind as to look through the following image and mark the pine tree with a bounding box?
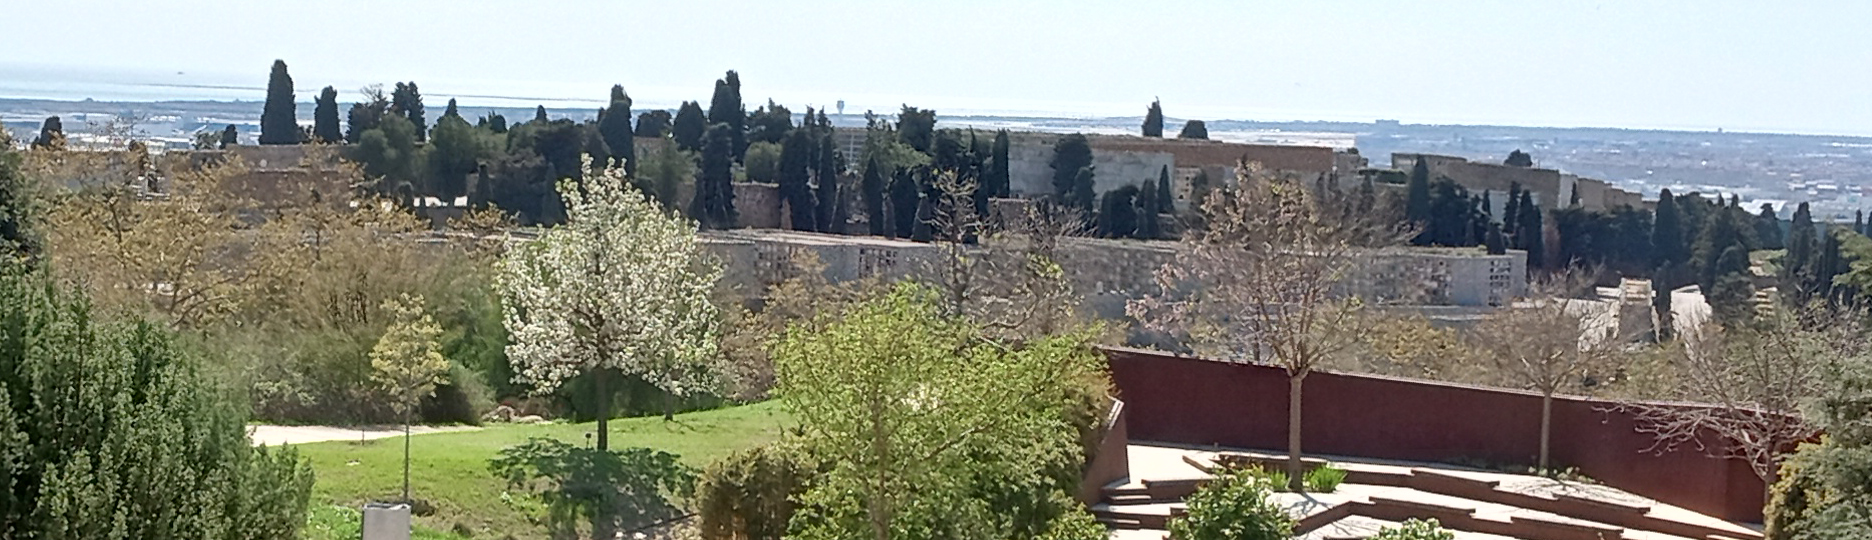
[707,71,747,159]
[1177,120,1208,139]
[1504,149,1533,167]
[1050,134,1095,210]
[1755,203,1785,250]
[1142,99,1164,138]
[259,60,299,144]
[896,106,937,153]
[1406,159,1432,233]
[599,85,636,174]
[862,155,888,236]
[691,123,739,229]
[313,86,341,143]
[815,131,844,233]
[747,100,795,145]
[30,116,64,150]
[673,101,707,152]
[346,85,390,143]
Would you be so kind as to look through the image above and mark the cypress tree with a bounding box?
[635,110,673,138]
[1485,222,1507,255]
[1517,191,1544,268]
[1503,183,1522,237]
[778,129,817,231]
[1755,203,1785,250]
[1857,211,1866,238]
[534,106,549,123]
[1694,204,1746,290]
[1137,178,1163,239]
[985,130,1011,199]
[1652,189,1688,276]
[598,85,636,173]
[1783,202,1817,301]
[1098,185,1140,238]
[1158,164,1175,215]
[30,117,64,150]
[862,155,888,236]
[1653,264,1675,340]
[889,168,921,238]
[707,71,747,159]
[815,131,843,233]
[1142,99,1164,138]
[1189,169,1213,212]
[259,60,299,144]
[1177,120,1208,140]
[1050,134,1095,210]
[483,112,508,134]
[691,123,739,229]
[1707,246,1756,325]
[312,86,341,143]
[1406,158,1432,229]
[442,98,460,120]
[1816,227,1843,300]
[672,101,707,152]
[220,124,238,148]
[391,82,426,142]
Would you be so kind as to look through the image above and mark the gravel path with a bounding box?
[247,424,481,446]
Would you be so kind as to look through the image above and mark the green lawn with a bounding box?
[295,400,794,539]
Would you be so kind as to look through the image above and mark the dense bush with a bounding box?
[0,268,315,538]
[1166,468,1294,540]
[1037,506,1110,540]
[1765,447,1832,540]
[697,444,815,540]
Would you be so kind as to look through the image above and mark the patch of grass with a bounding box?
[296,400,793,540]
[303,504,468,540]
[1305,465,1347,493]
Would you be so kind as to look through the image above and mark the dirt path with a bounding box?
[247,424,481,446]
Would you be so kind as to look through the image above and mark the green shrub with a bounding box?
[1306,465,1348,493]
[697,444,815,540]
[1765,446,1832,540]
[1373,518,1455,540]
[1038,506,1110,540]
[0,270,315,538]
[1168,468,1294,540]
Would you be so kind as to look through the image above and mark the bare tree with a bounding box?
[919,170,1088,340]
[1463,269,1622,472]
[1128,163,1412,490]
[1628,305,1861,489]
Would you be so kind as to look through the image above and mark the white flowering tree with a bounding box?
[496,162,721,449]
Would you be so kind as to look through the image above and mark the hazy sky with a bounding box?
[11,0,1872,135]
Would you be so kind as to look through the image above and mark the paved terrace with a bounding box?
[1094,443,1762,540]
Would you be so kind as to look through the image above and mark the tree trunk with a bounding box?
[595,370,611,451]
[1539,391,1553,473]
[663,391,675,422]
[402,405,413,503]
[1288,373,1306,492]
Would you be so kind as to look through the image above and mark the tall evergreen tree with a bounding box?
[747,100,795,145]
[707,71,747,159]
[1503,183,1522,237]
[889,168,921,239]
[1142,99,1164,138]
[482,112,509,134]
[1485,222,1508,255]
[1783,202,1818,301]
[1098,186,1140,238]
[30,116,64,150]
[1755,203,1785,250]
[1816,227,1844,300]
[1050,134,1095,210]
[1137,178,1163,239]
[346,86,390,143]
[777,128,818,231]
[1070,167,1097,215]
[1516,191,1544,268]
[0,138,40,260]
[598,85,636,174]
[635,110,673,138]
[391,82,426,142]
[1405,158,1432,229]
[815,131,844,233]
[1652,263,1675,340]
[312,86,341,143]
[1652,189,1688,277]
[672,101,707,152]
[862,155,888,236]
[1504,149,1533,167]
[1694,204,1748,290]
[442,98,460,120]
[896,106,937,153]
[1706,247,1756,325]
[220,124,238,148]
[1188,169,1213,212]
[259,59,299,145]
[1857,211,1866,238]
[1177,120,1208,139]
[1158,164,1175,215]
[985,130,1011,199]
[534,105,549,123]
[691,123,739,229]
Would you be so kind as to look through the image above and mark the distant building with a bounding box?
[1390,152,1643,213]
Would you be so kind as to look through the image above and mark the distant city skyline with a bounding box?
[11,0,1872,136]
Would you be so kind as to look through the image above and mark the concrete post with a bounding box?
[361,503,411,540]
